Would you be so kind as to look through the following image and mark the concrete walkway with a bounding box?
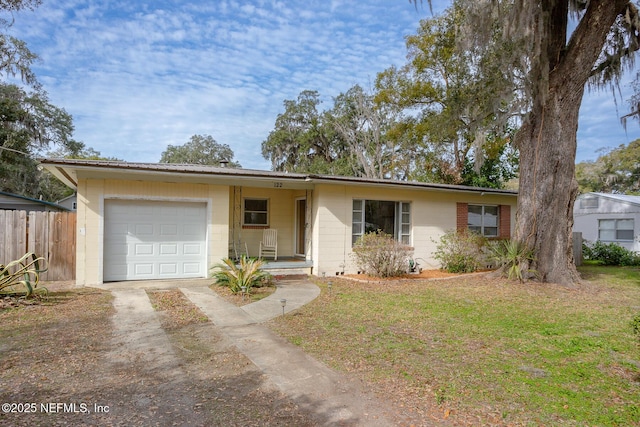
[105,278,398,425]
[181,279,321,324]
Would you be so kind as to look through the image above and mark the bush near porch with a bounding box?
[351,232,414,278]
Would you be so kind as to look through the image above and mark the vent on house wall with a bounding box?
[580,197,599,209]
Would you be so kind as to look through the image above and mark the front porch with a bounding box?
[227,184,313,276]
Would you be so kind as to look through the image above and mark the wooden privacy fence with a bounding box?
[0,210,76,281]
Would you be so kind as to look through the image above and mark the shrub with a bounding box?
[0,252,48,298]
[352,231,414,278]
[632,314,640,344]
[583,241,640,266]
[211,255,272,293]
[488,239,536,282]
[433,230,488,273]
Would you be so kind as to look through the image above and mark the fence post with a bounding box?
[572,231,583,267]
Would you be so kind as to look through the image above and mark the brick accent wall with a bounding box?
[456,203,468,232]
[499,205,511,238]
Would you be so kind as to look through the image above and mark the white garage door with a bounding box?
[104,200,207,282]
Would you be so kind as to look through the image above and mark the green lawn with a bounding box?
[270,266,640,426]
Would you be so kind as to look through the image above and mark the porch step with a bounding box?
[260,259,312,278]
[269,273,310,281]
[263,268,312,277]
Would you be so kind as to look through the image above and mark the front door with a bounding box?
[295,198,306,257]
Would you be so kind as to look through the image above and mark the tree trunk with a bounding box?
[513,0,628,285]
[514,85,582,285]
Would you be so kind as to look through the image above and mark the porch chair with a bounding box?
[259,228,278,260]
[232,240,249,261]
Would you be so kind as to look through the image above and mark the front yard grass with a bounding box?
[270,266,640,426]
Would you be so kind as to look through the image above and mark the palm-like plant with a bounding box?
[489,239,537,283]
[0,252,48,297]
[211,255,272,293]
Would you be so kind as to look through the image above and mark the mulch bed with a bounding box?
[343,269,488,283]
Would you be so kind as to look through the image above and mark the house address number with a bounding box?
[273,182,283,188]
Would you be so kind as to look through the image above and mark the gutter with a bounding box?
[305,174,518,196]
[40,158,518,196]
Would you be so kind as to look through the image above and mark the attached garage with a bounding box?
[104,200,207,281]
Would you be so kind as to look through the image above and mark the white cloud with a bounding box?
[8,0,638,170]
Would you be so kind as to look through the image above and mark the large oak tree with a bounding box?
[376,3,521,187]
[0,0,96,201]
[0,83,75,198]
[420,0,640,284]
[160,134,241,167]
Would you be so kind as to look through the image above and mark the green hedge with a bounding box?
[582,241,640,266]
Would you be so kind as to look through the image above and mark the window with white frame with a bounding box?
[468,205,499,237]
[598,219,634,241]
[243,198,269,226]
[352,199,411,245]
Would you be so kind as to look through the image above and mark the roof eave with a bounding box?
[589,192,640,207]
[306,174,518,196]
[39,158,519,196]
[40,159,314,189]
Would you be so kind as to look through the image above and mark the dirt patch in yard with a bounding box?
[0,286,316,426]
[211,283,277,306]
[146,288,209,329]
[343,269,486,282]
[0,287,115,426]
[143,288,317,426]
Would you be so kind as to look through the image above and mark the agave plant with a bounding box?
[489,239,536,283]
[211,255,272,293]
[0,252,48,297]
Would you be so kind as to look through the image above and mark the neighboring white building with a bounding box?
[56,193,77,211]
[0,191,70,212]
[573,192,640,253]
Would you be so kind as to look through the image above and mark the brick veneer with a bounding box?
[499,205,511,238]
[456,202,468,232]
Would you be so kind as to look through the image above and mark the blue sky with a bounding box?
[8,0,640,170]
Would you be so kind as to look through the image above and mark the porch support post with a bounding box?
[305,189,313,261]
[232,186,242,251]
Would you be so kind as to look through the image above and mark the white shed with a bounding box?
[573,192,640,253]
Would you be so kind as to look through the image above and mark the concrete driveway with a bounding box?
[102,278,401,426]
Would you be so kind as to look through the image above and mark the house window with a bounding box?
[580,197,599,209]
[243,198,269,226]
[352,199,411,245]
[468,205,499,237]
[598,219,634,241]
